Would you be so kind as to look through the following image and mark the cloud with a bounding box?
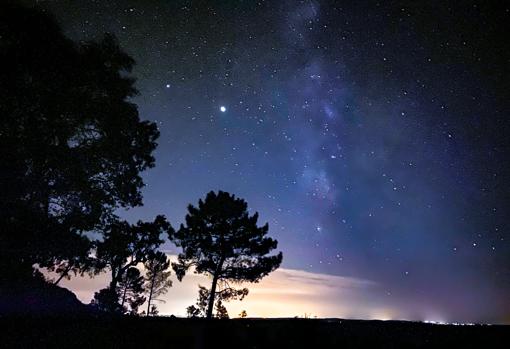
[50,254,385,318]
[226,267,380,319]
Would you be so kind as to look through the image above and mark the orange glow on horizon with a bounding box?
[48,254,446,321]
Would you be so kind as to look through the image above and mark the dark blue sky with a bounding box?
[28,0,510,323]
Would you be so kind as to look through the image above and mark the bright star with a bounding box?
[220,106,226,112]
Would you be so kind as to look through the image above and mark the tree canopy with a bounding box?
[0,4,159,285]
[144,251,173,316]
[118,267,146,315]
[95,216,170,289]
[91,215,170,314]
[171,191,283,318]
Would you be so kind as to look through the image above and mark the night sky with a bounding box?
[25,1,510,323]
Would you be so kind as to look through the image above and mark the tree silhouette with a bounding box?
[46,234,96,285]
[185,278,252,319]
[0,4,159,288]
[171,191,283,319]
[144,251,173,316]
[188,284,248,318]
[92,215,170,312]
[186,285,210,318]
[91,288,123,314]
[215,299,229,319]
[186,305,202,318]
[147,304,159,316]
[118,267,146,315]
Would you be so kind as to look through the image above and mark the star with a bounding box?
[37,0,510,324]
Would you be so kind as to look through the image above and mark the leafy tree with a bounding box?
[148,304,159,316]
[144,251,172,316]
[186,305,202,318]
[0,4,159,286]
[215,299,229,319]
[171,191,283,319]
[91,216,170,314]
[45,235,96,285]
[239,310,248,318]
[94,215,170,293]
[92,267,146,315]
[118,267,146,315]
[91,288,123,314]
[186,285,209,318]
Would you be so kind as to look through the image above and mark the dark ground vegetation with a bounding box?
[2,315,509,349]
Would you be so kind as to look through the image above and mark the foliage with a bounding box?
[0,4,159,284]
[215,300,229,319]
[91,216,170,313]
[118,267,146,315]
[144,251,173,316]
[186,285,208,317]
[186,283,248,318]
[46,237,97,285]
[186,305,202,318]
[148,304,159,316]
[94,215,170,290]
[171,191,282,318]
[91,288,123,314]
[216,282,249,303]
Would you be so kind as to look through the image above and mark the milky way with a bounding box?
[26,1,510,323]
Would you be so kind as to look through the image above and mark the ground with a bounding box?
[2,316,509,348]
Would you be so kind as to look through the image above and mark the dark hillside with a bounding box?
[0,278,91,316]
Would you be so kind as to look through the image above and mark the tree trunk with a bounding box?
[121,284,128,309]
[109,271,118,291]
[53,265,72,285]
[146,275,155,316]
[206,272,219,319]
[206,256,225,319]
[110,265,124,290]
[53,272,65,286]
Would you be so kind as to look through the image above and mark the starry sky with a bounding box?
[26,1,510,323]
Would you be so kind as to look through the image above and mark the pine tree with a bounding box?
[187,285,212,318]
[91,216,170,313]
[118,267,146,315]
[171,191,283,319]
[144,251,172,316]
[215,299,229,319]
[95,216,170,292]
